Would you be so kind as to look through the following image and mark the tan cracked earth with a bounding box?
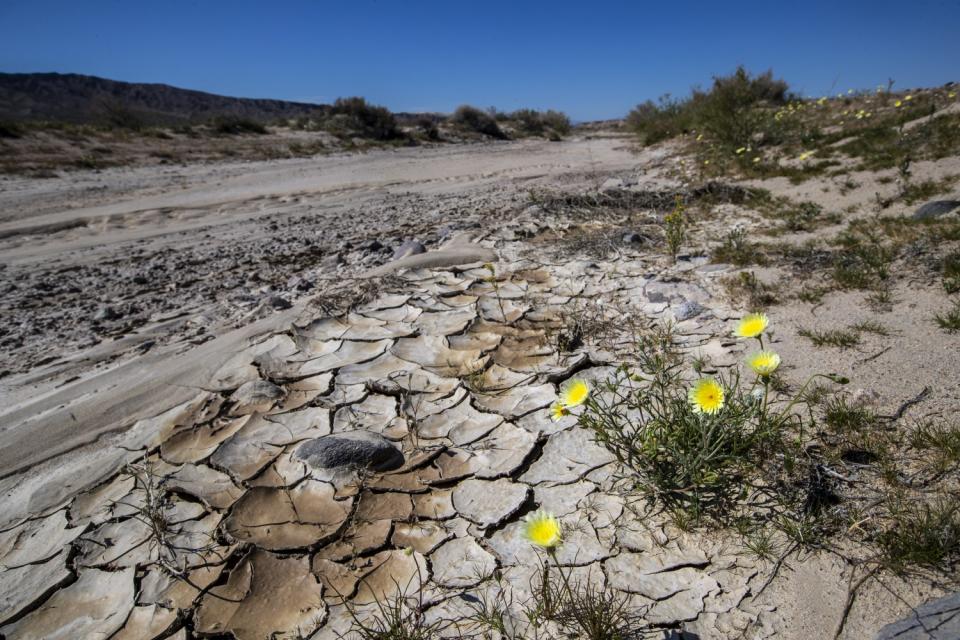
[0,136,951,639]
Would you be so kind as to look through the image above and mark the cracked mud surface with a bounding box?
[1,134,955,639]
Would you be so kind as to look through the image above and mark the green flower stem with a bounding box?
[546,548,576,604]
[774,372,847,425]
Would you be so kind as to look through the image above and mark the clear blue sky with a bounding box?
[1,0,957,121]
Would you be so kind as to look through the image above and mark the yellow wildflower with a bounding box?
[549,402,569,422]
[735,312,769,339]
[523,510,562,548]
[688,378,725,415]
[905,94,913,101]
[736,147,746,155]
[558,379,589,408]
[747,350,781,376]
[895,100,902,108]
[798,151,813,161]
[949,92,957,99]
[696,133,703,141]
[752,157,760,163]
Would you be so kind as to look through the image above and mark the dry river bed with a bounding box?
[0,136,945,639]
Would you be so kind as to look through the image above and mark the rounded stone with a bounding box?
[294,431,404,472]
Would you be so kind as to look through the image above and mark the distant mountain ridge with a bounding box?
[0,72,331,125]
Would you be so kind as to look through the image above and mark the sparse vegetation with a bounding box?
[450,105,507,139]
[910,419,960,473]
[877,496,960,571]
[328,96,401,140]
[627,66,790,148]
[508,108,572,138]
[712,228,766,266]
[211,115,268,135]
[663,195,687,261]
[798,322,888,349]
[935,300,960,332]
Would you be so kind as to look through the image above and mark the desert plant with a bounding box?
[576,314,847,520]
[626,94,695,145]
[712,228,766,266]
[330,96,401,140]
[877,496,960,571]
[450,105,506,139]
[935,300,960,333]
[941,250,960,294]
[663,195,687,261]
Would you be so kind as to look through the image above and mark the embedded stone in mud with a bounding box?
[294,431,404,472]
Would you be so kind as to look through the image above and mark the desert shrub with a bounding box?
[330,97,401,140]
[627,66,790,148]
[625,95,695,145]
[510,108,544,134]
[211,116,267,135]
[541,109,572,136]
[450,105,506,139]
[508,109,572,137]
[696,67,790,148]
[414,116,440,141]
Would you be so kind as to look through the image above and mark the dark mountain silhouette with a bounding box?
[0,72,331,125]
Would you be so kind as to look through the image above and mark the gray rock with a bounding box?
[674,300,706,321]
[875,591,960,639]
[601,178,624,191]
[392,240,426,260]
[912,200,960,220]
[294,431,404,472]
[94,305,120,321]
[266,295,292,310]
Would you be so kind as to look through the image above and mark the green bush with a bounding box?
[330,97,401,140]
[697,67,789,148]
[508,108,572,137]
[626,95,696,145]
[450,105,506,139]
[626,66,791,149]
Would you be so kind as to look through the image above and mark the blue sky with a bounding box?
[1,0,957,121]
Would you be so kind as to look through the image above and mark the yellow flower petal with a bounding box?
[735,313,769,339]
[688,378,725,415]
[549,402,569,422]
[523,510,562,548]
[558,379,589,408]
[747,350,781,376]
